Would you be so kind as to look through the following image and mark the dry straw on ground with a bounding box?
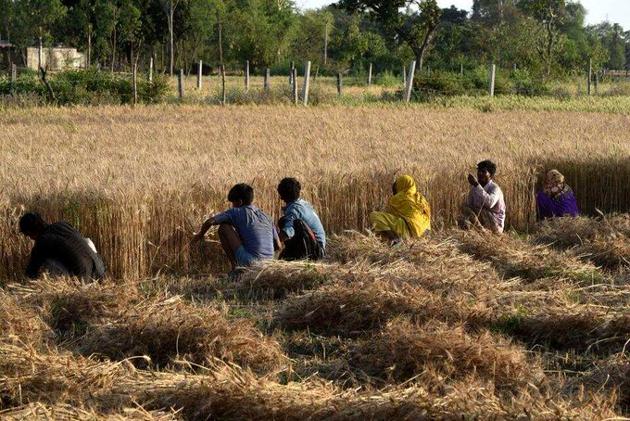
[349,318,543,390]
[78,297,286,373]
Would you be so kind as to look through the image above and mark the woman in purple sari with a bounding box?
[536,169,580,219]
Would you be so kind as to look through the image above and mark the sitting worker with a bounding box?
[369,174,431,245]
[192,183,279,274]
[536,169,580,219]
[276,177,326,260]
[459,160,506,233]
[19,212,106,280]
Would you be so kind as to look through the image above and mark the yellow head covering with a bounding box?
[386,175,431,237]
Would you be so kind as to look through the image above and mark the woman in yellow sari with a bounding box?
[370,175,431,244]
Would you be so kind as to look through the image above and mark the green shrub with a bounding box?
[376,70,402,87]
[0,69,167,105]
[509,69,548,96]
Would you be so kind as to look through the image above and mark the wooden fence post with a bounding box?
[290,61,295,87]
[149,57,153,83]
[489,63,496,97]
[302,61,311,105]
[264,68,270,92]
[38,37,43,70]
[460,63,463,77]
[178,68,184,99]
[245,60,250,91]
[132,61,138,106]
[404,60,416,103]
[367,62,372,86]
[221,64,226,105]
[11,63,17,83]
[292,68,298,105]
[402,65,407,86]
[337,72,342,96]
[197,60,203,89]
[587,59,592,96]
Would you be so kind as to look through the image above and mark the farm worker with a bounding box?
[536,169,580,219]
[369,174,431,245]
[192,183,280,275]
[18,212,106,280]
[276,177,326,261]
[459,160,506,234]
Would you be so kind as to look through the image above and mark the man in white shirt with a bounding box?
[459,160,506,233]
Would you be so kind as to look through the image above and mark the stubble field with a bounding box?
[0,104,628,418]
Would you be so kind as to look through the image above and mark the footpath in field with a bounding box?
[0,215,628,419]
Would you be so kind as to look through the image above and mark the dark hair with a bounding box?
[277,177,301,202]
[227,183,254,205]
[19,212,47,235]
[477,160,497,176]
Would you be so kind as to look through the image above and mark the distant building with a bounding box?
[26,46,86,71]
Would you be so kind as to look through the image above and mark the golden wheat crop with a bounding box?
[1,105,628,279]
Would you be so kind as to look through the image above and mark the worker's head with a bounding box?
[476,160,497,186]
[19,212,48,240]
[227,183,254,208]
[277,177,301,203]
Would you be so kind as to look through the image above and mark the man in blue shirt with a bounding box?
[192,183,280,273]
[277,177,326,260]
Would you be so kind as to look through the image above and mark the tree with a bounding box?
[160,0,185,75]
[12,0,67,56]
[518,0,566,77]
[339,0,441,70]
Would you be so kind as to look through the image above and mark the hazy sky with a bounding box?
[295,0,630,28]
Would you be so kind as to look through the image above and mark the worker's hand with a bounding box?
[191,232,204,243]
[467,173,479,187]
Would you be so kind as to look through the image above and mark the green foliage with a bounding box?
[413,66,550,97]
[0,69,168,105]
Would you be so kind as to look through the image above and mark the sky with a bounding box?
[295,0,630,29]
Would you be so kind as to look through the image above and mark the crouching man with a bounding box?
[19,212,106,280]
[276,177,326,260]
[192,183,280,276]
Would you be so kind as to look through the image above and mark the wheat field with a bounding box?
[0,104,629,418]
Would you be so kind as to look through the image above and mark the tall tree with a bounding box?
[518,0,566,77]
[338,0,441,70]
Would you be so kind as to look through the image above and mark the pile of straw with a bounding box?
[452,231,605,284]
[0,293,52,347]
[533,215,630,270]
[0,403,175,420]
[326,233,503,295]
[8,278,141,336]
[235,260,334,299]
[349,318,542,390]
[78,297,286,373]
[275,280,491,336]
[494,306,630,354]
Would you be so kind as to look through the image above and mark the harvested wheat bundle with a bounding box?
[0,402,176,420]
[275,280,492,336]
[327,232,504,296]
[78,297,285,373]
[118,362,618,420]
[533,216,630,270]
[235,260,334,299]
[348,318,542,390]
[0,342,138,409]
[534,215,630,247]
[453,230,606,284]
[494,307,630,354]
[0,293,53,347]
[7,277,142,336]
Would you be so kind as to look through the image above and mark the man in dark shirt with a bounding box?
[19,212,106,280]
